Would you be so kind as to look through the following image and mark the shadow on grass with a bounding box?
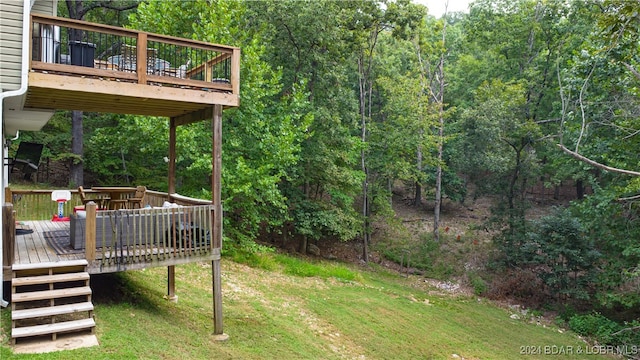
[90,272,162,312]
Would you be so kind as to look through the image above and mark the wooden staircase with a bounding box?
[11,260,96,346]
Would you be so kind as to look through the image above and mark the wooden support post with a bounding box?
[211,104,227,340]
[231,48,240,96]
[85,201,97,261]
[137,33,147,85]
[212,105,222,249]
[167,265,177,302]
[166,117,178,302]
[2,203,15,268]
[4,188,12,204]
[169,118,176,194]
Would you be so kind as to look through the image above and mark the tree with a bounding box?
[456,80,542,264]
[60,0,139,187]
[552,0,640,308]
[524,208,601,303]
[130,0,312,244]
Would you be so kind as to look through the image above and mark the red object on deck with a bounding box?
[52,214,70,222]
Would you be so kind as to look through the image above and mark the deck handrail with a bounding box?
[30,14,240,94]
[169,193,213,206]
[5,188,220,274]
[81,203,218,267]
[5,188,213,221]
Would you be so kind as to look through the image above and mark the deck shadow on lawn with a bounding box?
[90,272,163,312]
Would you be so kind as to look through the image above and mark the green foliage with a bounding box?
[572,190,640,309]
[469,272,488,296]
[568,313,640,347]
[130,0,313,243]
[524,208,601,302]
[85,115,169,188]
[22,0,640,326]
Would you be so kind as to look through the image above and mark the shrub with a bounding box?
[486,268,547,308]
[568,313,623,345]
[468,273,488,296]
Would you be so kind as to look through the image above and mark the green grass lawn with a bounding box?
[0,254,610,359]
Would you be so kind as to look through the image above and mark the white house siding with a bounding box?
[0,1,24,92]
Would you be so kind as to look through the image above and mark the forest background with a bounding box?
[12,0,640,346]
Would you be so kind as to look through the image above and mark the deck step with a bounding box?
[12,260,88,272]
[12,272,90,286]
[12,318,96,339]
[12,302,94,320]
[12,286,92,303]
[11,261,95,345]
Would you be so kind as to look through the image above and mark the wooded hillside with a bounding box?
[14,0,640,347]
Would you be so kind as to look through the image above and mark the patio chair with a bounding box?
[9,142,43,181]
[120,43,158,73]
[78,186,109,209]
[163,59,191,78]
[128,185,147,209]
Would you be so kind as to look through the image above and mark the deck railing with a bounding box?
[31,14,240,95]
[7,189,87,221]
[81,203,217,269]
[4,188,172,221]
[4,188,216,221]
[5,188,220,271]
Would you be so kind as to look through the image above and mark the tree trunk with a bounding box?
[415,142,422,207]
[67,1,85,187]
[65,0,140,187]
[576,179,584,200]
[433,8,447,242]
[70,110,83,187]
[358,57,369,263]
[299,235,307,254]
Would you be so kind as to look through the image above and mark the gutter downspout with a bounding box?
[0,0,32,308]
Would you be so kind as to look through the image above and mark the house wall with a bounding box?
[0,0,56,92]
[32,0,57,16]
[0,1,24,92]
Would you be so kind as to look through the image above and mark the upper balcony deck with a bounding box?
[27,14,240,120]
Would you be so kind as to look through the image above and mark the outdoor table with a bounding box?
[91,186,137,209]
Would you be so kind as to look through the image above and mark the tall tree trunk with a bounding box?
[67,1,86,187]
[576,179,584,200]
[65,0,139,187]
[70,110,83,186]
[358,57,369,263]
[433,5,447,242]
[414,144,422,207]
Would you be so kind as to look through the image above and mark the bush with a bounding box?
[468,273,488,296]
[569,313,622,345]
[486,268,547,308]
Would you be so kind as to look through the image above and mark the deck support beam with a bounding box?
[167,265,177,302]
[168,118,177,194]
[84,202,97,261]
[211,104,226,339]
[167,117,178,302]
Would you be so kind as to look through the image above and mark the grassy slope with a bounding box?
[0,256,606,360]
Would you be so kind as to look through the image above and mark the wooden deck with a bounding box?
[13,221,82,266]
[26,15,240,121]
[4,217,220,281]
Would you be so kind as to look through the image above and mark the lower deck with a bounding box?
[3,219,219,281]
